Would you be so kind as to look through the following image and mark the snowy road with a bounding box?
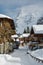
[0,47,43,65]
[10,47,43,65]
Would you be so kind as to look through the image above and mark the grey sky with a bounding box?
[0,0,43,19]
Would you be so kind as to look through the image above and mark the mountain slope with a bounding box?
[15,5,43,34]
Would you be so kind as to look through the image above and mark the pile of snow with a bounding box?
[0,54,21,65]
[5,54,21,62]
[0,54,6,65]
[27,50,32,54]
[31,49,43,60]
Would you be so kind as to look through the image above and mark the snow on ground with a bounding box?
[5,54,21,62]
[19,45,28,49]
[0,54,21,65]
[0,46,43,65]
[0,54,6,65]
[31,49,43,60]
[10,46,43,65]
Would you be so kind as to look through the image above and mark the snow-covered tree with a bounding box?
[23,29,27,33]
[37,17,43,24]
[26,26,29,33]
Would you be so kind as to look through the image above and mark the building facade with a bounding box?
[0,14,16,53]
[29,25,43,50]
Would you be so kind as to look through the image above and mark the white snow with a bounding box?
[0,54,21,65]
[0,14,12,19]
[0,54,6,65]
[31,49,43,60]
[16,39,19,41]
[19,35,23,38]
[28,48,43,61]
[22,33,30,37]
[11,35,18,38]
[5,54,21,62]
[19,33,30,38]
[10,47,43,65]
[0,48,43,65]
[16,5,43,33]
[33,25,43,34]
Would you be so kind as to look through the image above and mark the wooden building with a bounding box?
[19,33,30,46]
[0,14,16,53]
[29,25,43,50]
[0,14,16,34]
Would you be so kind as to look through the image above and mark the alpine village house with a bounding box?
[29,25,43,50]
[0,14,16,54]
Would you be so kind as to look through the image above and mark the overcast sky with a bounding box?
[0,0,43,19]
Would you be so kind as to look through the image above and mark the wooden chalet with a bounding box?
[19,33,30,46]
[0,14,16,34]
[0,14,16,53]
[29,25,43,50]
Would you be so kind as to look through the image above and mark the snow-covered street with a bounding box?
[9,47,43,65]
[0,47,43,65]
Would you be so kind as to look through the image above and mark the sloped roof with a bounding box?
[0,14,12,19]
[19,33,30,38]
[22,33,30,37]
[11,34,18,38]
[32,25,43,34]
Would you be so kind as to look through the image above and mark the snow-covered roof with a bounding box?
[16,39,19,41]
[0,14,12,19]
[19,35,23,38]
[19,33,30,38]
[32,25,43,34]
[11,35,18,38]
[22,33,30,37]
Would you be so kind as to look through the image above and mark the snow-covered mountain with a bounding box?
[15,5,43,34]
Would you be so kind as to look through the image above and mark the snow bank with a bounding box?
[31,49,43,60]
[5,54,21,62]
[0,54,21,65]
[0,54,6,65]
